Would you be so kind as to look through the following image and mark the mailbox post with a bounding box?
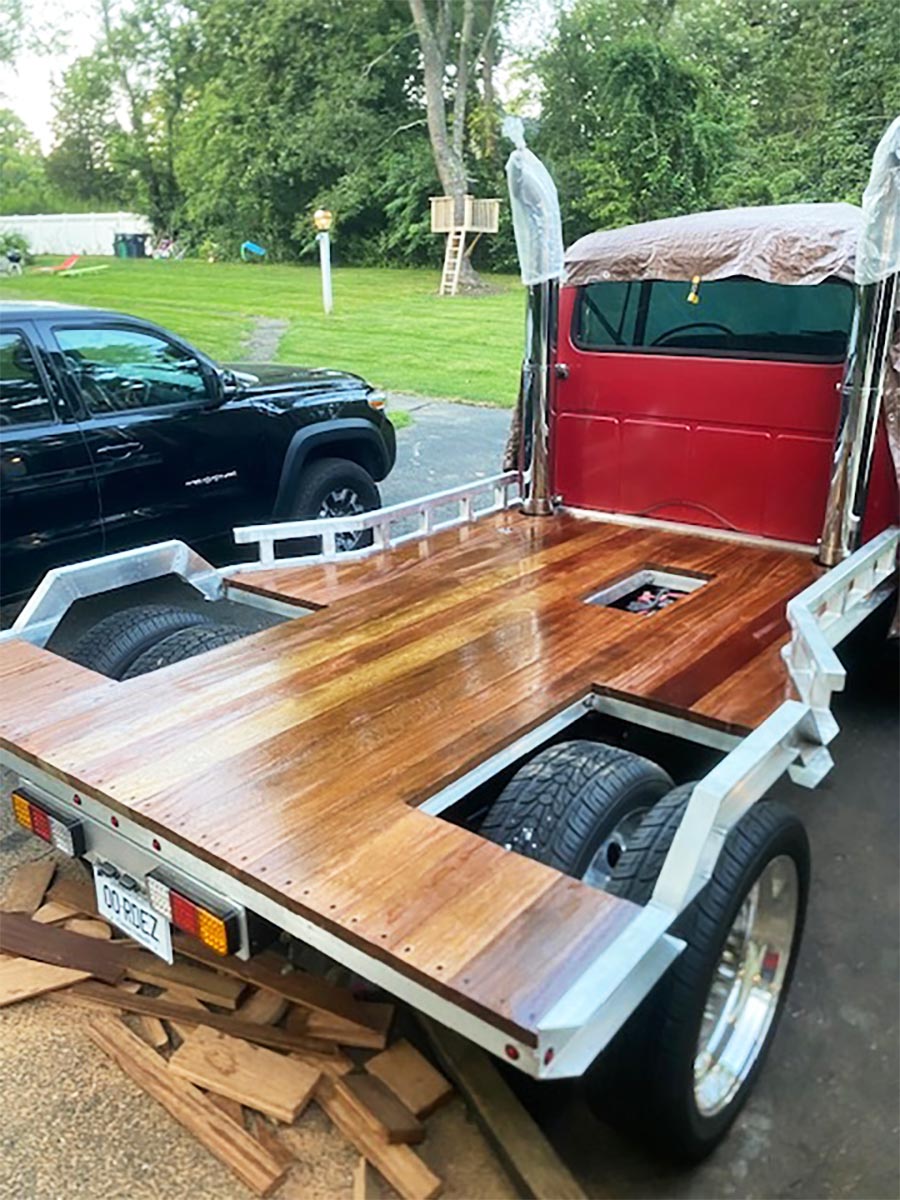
[314,208,333,315]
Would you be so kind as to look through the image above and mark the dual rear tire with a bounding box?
[68,604,243,680]
[482,739,809,1161]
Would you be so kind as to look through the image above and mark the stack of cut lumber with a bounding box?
[1,862,453,1199]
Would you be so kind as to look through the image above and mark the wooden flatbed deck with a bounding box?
[0,510,816,1045]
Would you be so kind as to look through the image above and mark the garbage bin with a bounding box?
[113,233,128,258]
[128,233,148,258]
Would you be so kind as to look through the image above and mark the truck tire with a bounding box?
[589,787,809,1162]
[122,622,245,678]
[291,457,380,552]
[68,604,218,680]
[480,741,673,886]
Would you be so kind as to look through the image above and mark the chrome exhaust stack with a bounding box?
[820,117,900,566]
[504,117,565,517]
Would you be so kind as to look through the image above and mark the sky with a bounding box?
[1,0,558,152]
[0,0,97,149]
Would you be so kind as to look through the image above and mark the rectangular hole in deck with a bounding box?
[584,565,711,617]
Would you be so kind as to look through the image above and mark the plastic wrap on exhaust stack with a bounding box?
[504,117,564,515]
[820,116,900,571]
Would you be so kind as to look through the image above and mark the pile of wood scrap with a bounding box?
[1,862,453,1199]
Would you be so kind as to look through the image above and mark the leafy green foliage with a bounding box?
[0,109,51,213]
[537,0,899,241]
[0,229,31,261]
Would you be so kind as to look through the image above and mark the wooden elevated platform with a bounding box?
[0,511,816,1045]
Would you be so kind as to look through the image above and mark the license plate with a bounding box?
[94,868,173,963]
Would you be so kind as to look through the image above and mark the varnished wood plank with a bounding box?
[0,510,820,1046]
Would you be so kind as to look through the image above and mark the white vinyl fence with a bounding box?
[0,212,152,256]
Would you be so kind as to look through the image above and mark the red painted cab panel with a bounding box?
[552,280,897,544]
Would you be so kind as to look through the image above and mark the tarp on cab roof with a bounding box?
[564,202,863,288]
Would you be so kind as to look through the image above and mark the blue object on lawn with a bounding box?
[240,241,267,262]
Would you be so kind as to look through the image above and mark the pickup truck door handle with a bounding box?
[554,363,570,379]
[96,441,142,458]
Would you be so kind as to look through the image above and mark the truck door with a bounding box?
[46,321,255,556]
[0,322,102,601]
[552,277,859,544]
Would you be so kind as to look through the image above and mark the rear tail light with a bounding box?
[146,870,239,956]
[10,790,85,857]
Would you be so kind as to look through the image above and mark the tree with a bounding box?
[177,0,423,260]
[407,0,500,287]
[0,108,50,212]
[96,0,198,231]
[536,1,732,239]
[45,56,126,205]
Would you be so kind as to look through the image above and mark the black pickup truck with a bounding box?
[0,302,396,601]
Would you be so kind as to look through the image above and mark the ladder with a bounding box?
[440,228,466,296]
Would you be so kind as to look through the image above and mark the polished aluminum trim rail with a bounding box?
[0,540,224,648]
[233,472,521,569]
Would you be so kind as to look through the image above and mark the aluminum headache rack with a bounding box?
[232,472,521,569]
[535,525,898,1079]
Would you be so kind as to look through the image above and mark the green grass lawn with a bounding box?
[2,257,525,406]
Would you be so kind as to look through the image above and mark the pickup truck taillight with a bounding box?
[10,789,85,858]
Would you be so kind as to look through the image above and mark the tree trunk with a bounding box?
[409,0,485,291]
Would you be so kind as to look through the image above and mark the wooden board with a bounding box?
[119,949,245,1008]
[286,1001,392,1050]
[420,1018,585,1200]
[169,1026,320,1122]
[32,901,78,925]
[66,981,340,1053]
[0,956,90,1006]
[2,859,55,915]
[0,913,124,984]
[0,511,817,1045]
[63,918,112,940]
[337,1073,425,1144]
[316,1076,443,1200]
[237,986,290,1026]
[176,943,393,1037]
[135,1015,169,1049]
[88,1017,286,1197]
[365,1039,453,1119]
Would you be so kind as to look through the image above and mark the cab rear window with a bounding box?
[574,277,854,362]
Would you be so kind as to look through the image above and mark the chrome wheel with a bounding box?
[693,854,799,1117]
[581,805,650,890]
[319,486,365,551]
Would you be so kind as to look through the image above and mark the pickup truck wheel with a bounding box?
[589,788,809,1162]
[68,604,218,680]
[480,741,673,885]
[292,458,380,552]
[122,622,245,678]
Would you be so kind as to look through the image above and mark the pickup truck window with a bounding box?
[575,277,853,362]
[54,326,211,414]
[0,331,54,427]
